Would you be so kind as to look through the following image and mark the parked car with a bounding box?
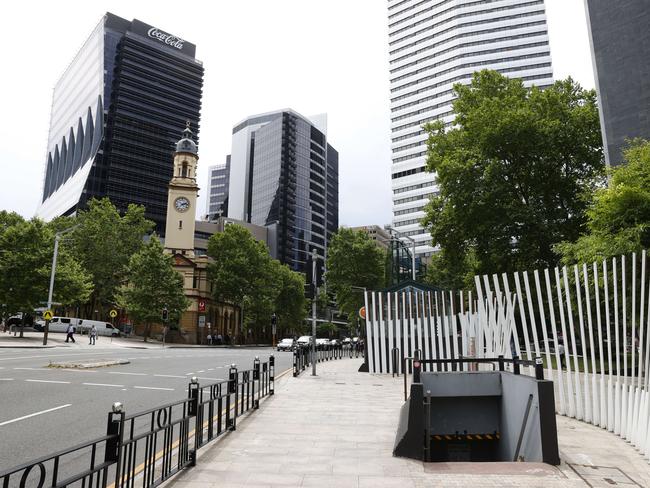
[296,335,313,347]
[316,338,330,348]
[329,339,341,346]
[5,313,34,327]
[277,338,295,351]
[47,317,120,337]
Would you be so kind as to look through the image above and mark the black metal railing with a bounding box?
[292,343,363,377]
[0,356,275,488]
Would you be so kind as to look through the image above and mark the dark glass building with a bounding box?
[227,110,339,278]
[37,12,204,229]
[585,0,650,166]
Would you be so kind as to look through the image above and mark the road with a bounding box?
[0,345,292,472]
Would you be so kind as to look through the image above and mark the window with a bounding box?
[179,220,183,229]
[182,162,188,177]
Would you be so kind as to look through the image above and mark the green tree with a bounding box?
[422,70,605,287]
[556,139,650,263]
[272,260,306,336]
[325,228,385,324]
[0,218,92,335]
[68,198,154,315]
[118,236,188,341]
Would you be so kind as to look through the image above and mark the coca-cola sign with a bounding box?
[147,27,185,50]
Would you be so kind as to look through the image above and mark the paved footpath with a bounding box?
[166,359,650,488]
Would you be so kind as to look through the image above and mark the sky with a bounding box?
[0,0,595,227]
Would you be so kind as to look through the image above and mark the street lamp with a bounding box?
[384,226,417,281]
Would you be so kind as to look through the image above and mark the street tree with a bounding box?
[0,218,93,335]
[422,70,605,288]
[68,198,154,315]
[556,139,650,263]
[273,260,306,336]
[118,236,188,341]
[325,228,385,324]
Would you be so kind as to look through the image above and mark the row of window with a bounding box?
[394,205,427,216]
[393,217,423,227]
[392,138,427,153]
[392,110,454,133]
[389,0,500,27]
[391,50,549,93]
[393,150,428,163]
[389,1,544,45]
[393,180,436,194]
[394,191,438,205]
[390,9,546,56]
[390,40,549,85]
[392,166,426,179]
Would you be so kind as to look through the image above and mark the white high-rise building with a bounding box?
[388,0,554,257]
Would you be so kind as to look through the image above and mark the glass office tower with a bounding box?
[388,0,553,257]
[37,12,204,230]
[205,156,231,219]
[227,110,339,277]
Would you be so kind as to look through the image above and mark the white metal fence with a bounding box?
[364,250,650,460]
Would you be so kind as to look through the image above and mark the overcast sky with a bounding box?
[0,0,594,226]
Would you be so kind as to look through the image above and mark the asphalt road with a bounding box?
[0,345,292,472]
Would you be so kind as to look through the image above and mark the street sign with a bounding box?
[198,299,206,312]
[198,315,206,328]
[43,310,53,321]
[358,306,366,320]
[109,309,118,318]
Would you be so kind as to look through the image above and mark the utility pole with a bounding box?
[312,248,318,376]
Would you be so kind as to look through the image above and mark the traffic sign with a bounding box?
[43,310,53,321]
[198,315,206,328]
[358,306,366,320]
[109,309,118,318]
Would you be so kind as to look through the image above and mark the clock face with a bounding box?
[174,197,190,212]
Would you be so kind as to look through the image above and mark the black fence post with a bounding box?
[498,355,505,371]
[535,357,544,380]
[253,356,260,409]
[269,355,275,395]
[413,359,422,384]
[105,403,125,488]
[188,377,199,466]
[513,355,521,375]
[228,364,238,431]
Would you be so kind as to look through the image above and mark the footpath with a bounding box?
[166,358,650,488]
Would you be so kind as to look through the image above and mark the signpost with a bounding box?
[109,309,118,343]
[271,313,277,347]
[42,309,53,346]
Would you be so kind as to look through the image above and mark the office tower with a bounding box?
[205,156,230,219]
[37,12,204,230]
[585,0,650,166]
[388,0,553,257]
[227,109,339,276]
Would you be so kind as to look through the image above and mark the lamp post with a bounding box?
[311,248,318,376]
[44,223,80,345]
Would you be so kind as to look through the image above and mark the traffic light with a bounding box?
[305,255,325,287]
[304,283,315,299]
[162,308,169,322]
[271,313,277,326]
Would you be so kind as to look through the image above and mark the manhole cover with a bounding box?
[568,464,642,487]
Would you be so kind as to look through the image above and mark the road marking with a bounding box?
[134,386,175,391]
[109,372,147,376]
[154,374,185,379]
[207,368,214,371]
[14,367,43,370]
[185,373,194,376]
[0,404,72,427]
[196,377,223,381]
[26,379,71,384]
[82,382,124,388]
[197,370,205,373]
[60,369,97,373]
[0,378,14,381]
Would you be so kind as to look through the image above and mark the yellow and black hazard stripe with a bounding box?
[430,432,500,441]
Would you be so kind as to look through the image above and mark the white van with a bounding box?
[46,317,120,337]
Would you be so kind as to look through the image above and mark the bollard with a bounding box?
[413,359,422,384]
[253,356,260,380]
[498,354,505,371]
[513,355,521,375]
[228,364,238,394]
[105,404,125,464]
[293,348,298,377]
[535,357,544,380]
[269,355,275,395]
[188,376,199,416]
[228,364,238,431]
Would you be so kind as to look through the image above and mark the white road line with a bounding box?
[133,386,175,391]
[207,368,214,371]
[127,357,138,360]
[0,404,71,427]
[153,374,186,379]
[108,372,147,376]
[197,370,205,373]
[196,377,223,381]
[82,382,124,388]
[14,367,43,370]
[185,373,194,376]
[25,379,71,384]
[60,369,97,373]
[0,378,14,381]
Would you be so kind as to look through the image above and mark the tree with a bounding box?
[118,236,189,341]
[0,218,92,335]
[556,139,650,264]
[272,260,306,336]
[325,228,385,324]
[68,198,154,315]
[422,70,605,287]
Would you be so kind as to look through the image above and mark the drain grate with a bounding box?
[567,464,642,487]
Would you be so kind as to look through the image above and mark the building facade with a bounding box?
[585,0,650,166]
[227,109,339,278]
[351,225,392,250]
[205,156,230,220]
[388,0,554,257]
[37,12,204,230]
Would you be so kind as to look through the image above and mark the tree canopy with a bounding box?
[422,70,604,288]
[117,236,188,340]
[556,139,650,264]
[325,228,385,323]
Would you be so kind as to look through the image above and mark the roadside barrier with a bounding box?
[293,343,363,377]
[0,355,275,488]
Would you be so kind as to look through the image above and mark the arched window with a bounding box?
[181,162,188,178]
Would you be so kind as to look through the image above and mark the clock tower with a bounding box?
[164,121,199,257]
